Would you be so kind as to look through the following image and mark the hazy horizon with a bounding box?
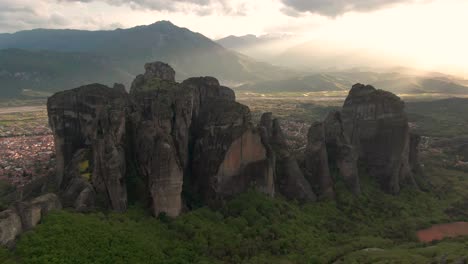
[1,0,467,78]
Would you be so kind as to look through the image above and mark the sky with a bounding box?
[0,0,467,77]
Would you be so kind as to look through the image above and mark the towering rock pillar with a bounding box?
[187,78,275,205]
[341,84,418,194]
[129,62,191,217]
[48,84,129,211]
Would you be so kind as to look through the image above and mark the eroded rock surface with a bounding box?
[48,84,129,211]
[304,122,334,198]
[48,62,282,217]
[129,66,192,217]
[303,84,421,195]
[0,193,61,247]
[131,62,176,92]
[259,113,316,202]
[15,193,62,231]
[48,63,423,219]
[341,83,419,193]
[0,209,22,247]
[323,111,360,194]
[191,100,274,205]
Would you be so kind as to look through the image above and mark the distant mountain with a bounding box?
[0,49,131,97]
[217,34,260,50]
[216,34,298,63]
[237,70,468,95]
[0,21,293,97]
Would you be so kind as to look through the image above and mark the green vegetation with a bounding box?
[79,160,92,182]
[0,49,129,97]
[0,180,16,211]
[0,162,465,263]
[2,95,468,263]
[407,98,468,137]
[0,21,295,98]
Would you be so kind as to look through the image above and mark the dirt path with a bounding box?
[417,222,468,243]
[0,105,46,114]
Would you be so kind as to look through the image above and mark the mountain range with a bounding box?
[0,21,292,97]
[1,22,467,98]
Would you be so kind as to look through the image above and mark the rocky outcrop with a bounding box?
[129,69,192,217]
[323,111,360,194]
[340,83,419,193]
[48,62,282,217]
[304,122,334,199]
[191,100,274,205]
[303,84,421,195]
[60,149,95,211]
[48,64,422,219]
[15,193,62,231]
[130,62,176,92]
[0,193,61,247]
[259,113,316,202]
[48,84,129,211]
[0,209,22,247]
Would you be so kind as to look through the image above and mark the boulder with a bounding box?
[15,193,62,230]
[0,209,22,247]
[48,84,129,211]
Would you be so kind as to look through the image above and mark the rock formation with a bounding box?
[48,84,130,211]
[259,113,316,202]
[304,122,334,199]
[191,101,274,204]
[303,83,422,195]
[47,63,422,220]
[341,83,419,194]
[323,111,360,194]
[48,62,304,217]
[129,66,191,217]
[0,193,61,247]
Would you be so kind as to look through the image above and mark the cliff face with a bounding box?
[304,84,422,195]
[259,113,316,202]
[48,62,312,217]
[47,84,130,211]
[341,84,418,194]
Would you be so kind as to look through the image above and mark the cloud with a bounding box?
[60,0,247,15]
[0,0,72,32]
[280,0,423,17]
